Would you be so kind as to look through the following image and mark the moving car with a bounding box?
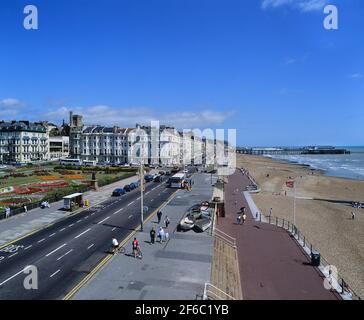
[112,188,126,196]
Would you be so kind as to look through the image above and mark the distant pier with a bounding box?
[236,146,351,156]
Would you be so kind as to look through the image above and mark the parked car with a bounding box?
[165,170,172,176]
[154,175,163,183]
[158,170,165,175]
[129,182,137,190]
[144,174,154,182]
[124,184,131,192]
[112,188,126,196]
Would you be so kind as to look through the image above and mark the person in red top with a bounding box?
[132,237,139,258]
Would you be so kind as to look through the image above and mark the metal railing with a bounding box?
[203,283,236,300]
[214,228,237,248]
[257,212,361,300]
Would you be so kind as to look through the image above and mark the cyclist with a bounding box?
[132,237,140,258]
[112,237,119,255]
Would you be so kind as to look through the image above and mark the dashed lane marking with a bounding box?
[98,217,110,224]
[50,269,61,278]
[87,244,94,250]
[74,228,91,239]
[45,243,67,257]
[56,249,73,261]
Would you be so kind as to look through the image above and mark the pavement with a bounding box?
[0,172,173,299]
[0,173,152,247]
[72,172,214,300]
[218,169,341,300]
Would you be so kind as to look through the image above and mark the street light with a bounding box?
[140,148,145,232]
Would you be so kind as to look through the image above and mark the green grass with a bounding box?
[0,166,138,209]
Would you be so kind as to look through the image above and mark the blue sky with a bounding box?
[0,0,363,146]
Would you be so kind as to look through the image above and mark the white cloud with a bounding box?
[262,0,329,12]
[0,98,23,107]
[348,73,363,79]
[0,98,24,118]
[43,105,234,129]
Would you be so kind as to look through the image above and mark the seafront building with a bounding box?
[0,121,48,164]
[69,112,129,164]
[0,112,233,166]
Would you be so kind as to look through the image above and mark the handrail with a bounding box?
[203,283,236,300]
[214,228,236,248]
[259,212,361,300]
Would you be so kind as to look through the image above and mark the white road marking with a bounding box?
[0,266,32,286]
[112,227,116,231]
[9,252,18,258]
[87,244,94,250]
[114,208,123,214]
[50,269,61,278]
[128,215,133,219]
[69,224,74,227]
[145,191,150,195]
[151,199,154,202]
[76,219,82,223]
[60,228,66,232]
[46,244,67,257]
[49,233,56,237]
[38,238,45,243]
[127,202,133,206]
[136,197,140,200]
[24,245,32,250]
[98,217,110,224]
[74,228,91,239]
[56,249,73,261]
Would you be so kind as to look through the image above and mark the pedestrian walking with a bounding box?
[351,212,355,220]
[23,204,27,213]
[150,227,156,244]
[164,216,170,228]
[5,207,10,219]
[242,213,247,224]
[158,227,165,243]
[237,215,242,225]
[157,210,162,224]
[269,207,272,217]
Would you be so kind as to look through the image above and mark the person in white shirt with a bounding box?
[112,237,119,254]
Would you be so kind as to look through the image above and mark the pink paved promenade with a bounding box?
[217,170,340,300]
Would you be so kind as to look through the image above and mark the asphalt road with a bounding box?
[0,179,176,300]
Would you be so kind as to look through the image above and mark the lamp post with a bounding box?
[140,148,144,232]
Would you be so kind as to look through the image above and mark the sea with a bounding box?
[266,147,364,181]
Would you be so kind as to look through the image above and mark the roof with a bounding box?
[0,121,46,133]
[63,193,83,199]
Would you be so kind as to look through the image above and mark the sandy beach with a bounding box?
[236,154,364,298]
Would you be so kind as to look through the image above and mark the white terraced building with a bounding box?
[69,112,129,164]
[0,121,48,164]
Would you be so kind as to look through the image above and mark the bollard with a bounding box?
[276,217,278,226]
[310,244,313,254]
[259,214,261,222]
[268,216,271,224]
[304,236,306,247]
[341,279,345,294]
[283,219,285,229]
